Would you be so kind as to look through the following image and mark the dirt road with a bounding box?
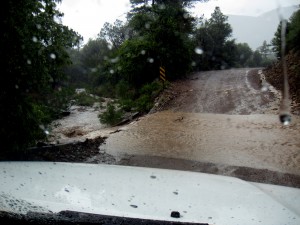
[158,68,280,114]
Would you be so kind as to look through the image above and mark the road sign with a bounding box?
[160,66,166,82]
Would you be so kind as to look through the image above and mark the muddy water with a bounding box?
[102,112,300,175]
[102,69,300,175]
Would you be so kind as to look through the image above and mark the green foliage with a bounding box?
[272,8,300,57]
[116,80,135,99]
[136,94,153,112]
[1,0,82,151]
[135,81,163,112]
[74,93,96,107]
[193,7,234,70]
[115,38,158,87]
[119,99,135,112]
[99,103,123,125]
[287,8,300,52]
[99,20,130,49]
[117,81,163,113]
[235,43,253,67]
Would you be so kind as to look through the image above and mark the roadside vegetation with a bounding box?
[2,0,294,152]
[265,7,300,113]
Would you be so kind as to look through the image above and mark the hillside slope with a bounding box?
[264,51,300,115]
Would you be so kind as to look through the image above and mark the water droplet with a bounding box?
[279,114,291,125]
[36,24,42,29]
[44,130,49,135]
[110,57,119,63]
[108,43,113,50]
[183,13,189,19]
[194,47,203,55]
[191,61,196,66]
[50,53,56,59]
[27,59,32,65]
[110,69,114,74]
[15,85,19,89]
[173,191,178,195]
[141,50,146,55]
[32,36,38,42]
[91,68,97,73]
[64,188,69,192]
[145,23,150,29]
[158,4,166,10]
[130,204,138,208]
[147,58,154,63]
[150,175,156,179]
[261,85,268,92]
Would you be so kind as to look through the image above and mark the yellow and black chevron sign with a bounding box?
[160,66,166,82]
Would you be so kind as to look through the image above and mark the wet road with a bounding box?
[102,69,300,176]
[161,68,280,114]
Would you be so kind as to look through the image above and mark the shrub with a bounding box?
[74,93,96,106]
[99,103,123,125]
[136,94,153,112]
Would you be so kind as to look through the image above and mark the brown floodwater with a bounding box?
[102,111,300,175]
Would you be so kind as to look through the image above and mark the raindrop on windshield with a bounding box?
[32,36,38,42]
[183,13,189,19]
[141,50,146,55]
[50,53,56,59]
[110,69,114,74]
[110,57,119,63]
[194,47,203,55]
[147,58,154,63]
[279,114,291,126]
[158,4,166,10]
[145,23,151,29]
[108,43,113,50]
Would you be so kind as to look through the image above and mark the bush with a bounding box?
[99,103,123,125]
[119,98,135,112]
[136,94,153,112]
[74,93,96,106]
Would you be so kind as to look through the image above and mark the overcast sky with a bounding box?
[57,0,299,43]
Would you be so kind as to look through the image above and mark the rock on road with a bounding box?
[102,69,300,178]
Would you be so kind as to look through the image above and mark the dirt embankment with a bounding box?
[264,51,300,115]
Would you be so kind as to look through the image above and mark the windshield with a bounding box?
[1,0,300,224]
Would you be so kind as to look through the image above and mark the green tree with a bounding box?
[252,50,263,66]
[114,0,196,87]
[235,43,253,67]
[194,7,233,70]
[287,8,300,52]
[99,20,131,49]
[259,40,271,59]
[272,8,300,57]
[1,0,81,152]
[271,21,286,58]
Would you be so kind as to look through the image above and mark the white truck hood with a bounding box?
[0,161,299,224]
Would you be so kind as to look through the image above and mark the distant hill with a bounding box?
[227,6,298,50]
